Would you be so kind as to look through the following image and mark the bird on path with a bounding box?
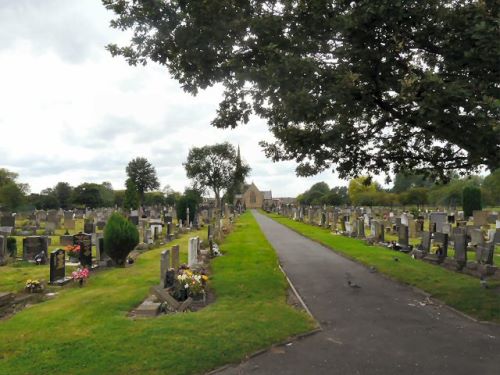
[347,280,361,289]
[393,257,400,262]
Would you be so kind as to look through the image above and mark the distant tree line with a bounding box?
[297,170,500,208]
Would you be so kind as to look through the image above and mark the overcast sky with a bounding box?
[0,0,347,197]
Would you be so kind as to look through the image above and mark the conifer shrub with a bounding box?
[462,186,482,219]
[103,213,139,266]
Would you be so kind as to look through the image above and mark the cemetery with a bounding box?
[266,205,500,322]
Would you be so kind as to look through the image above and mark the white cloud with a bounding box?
[0,0,347,198]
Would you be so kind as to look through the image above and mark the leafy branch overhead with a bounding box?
[104,0,499,181]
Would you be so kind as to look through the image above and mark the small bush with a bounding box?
[462,186,482,219]
[103,213,139,266]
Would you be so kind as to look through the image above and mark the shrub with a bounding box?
[103,213,139,266]
[462,186,482,219]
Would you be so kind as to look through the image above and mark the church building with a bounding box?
[235,182,273,209]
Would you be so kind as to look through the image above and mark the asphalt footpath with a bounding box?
[215,210,500,375]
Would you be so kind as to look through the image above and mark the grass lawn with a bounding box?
[264,212,500,323]
[0,212,313,375]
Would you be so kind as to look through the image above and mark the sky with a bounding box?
[0,0,347,197]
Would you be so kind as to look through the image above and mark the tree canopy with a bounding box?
[104,0,499,181]
[126,157,160,204]
[184,143,249,208]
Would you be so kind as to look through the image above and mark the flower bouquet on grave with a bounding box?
[65,245,80,262]
[172,266,208,301]
[72,267,90,287]
[25,279,43,293]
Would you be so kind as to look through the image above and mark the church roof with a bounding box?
[262,191,272,199]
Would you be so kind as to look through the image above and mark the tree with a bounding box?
[98,182,115,207]
[482,169,500,206]
[126,157,160,205]
[0,168,29,210]
[105,0,499,181]
[104,212,139,266]
[176,188,202,224]
[54,182,73,209]
[184,143,248,208]
[72,183,104,208]
[321,187,350,206]
[225,146,251,204]
[392,173,433,194]
[463,186,482,218]
[124,178,140,211]
[348,177,379,205]
[297,182,330,205]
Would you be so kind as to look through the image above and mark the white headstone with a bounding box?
[188,237,198,267]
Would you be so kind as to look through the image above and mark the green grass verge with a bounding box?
[0,211,313,375]
[264,212,500,323]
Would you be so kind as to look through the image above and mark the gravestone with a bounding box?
[429,212,447,233]
[470,229,485,247]
[419,232,432,253]
[45,222,56,234]
[477,242,495,265]
[97,237,105,262]
[357,218,365,238]
[64,218,76,230]
[96,221,106,230]
[473,210,489,226]
[160,249,170,287]
[0,235,5,264]
[84,221,95,234]
[0,226,13,236]
[398,224,409,248]
[453,233,467,269]
[59,235,74,246]
[73,233,92,267]
[50,249,67,284]
[0,215,15,227]
[441,223,452,236]
[433,232,449,261]
[23,236,48,261]
[188,237,198,267]
[129,215,139,226]
[171,245,180,270]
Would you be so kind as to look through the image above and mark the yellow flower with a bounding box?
[202,275,209,281]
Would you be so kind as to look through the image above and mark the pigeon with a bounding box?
[369,266,377,273]
[347,280,361,289]
[393,257,400,262]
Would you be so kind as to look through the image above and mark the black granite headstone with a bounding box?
[50,249,66,283]
[73,232,92,267]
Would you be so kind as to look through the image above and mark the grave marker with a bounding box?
[50,249,67,284]
[73,233,92,267]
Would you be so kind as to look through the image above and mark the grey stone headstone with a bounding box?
[0,215,15,227]
[470,229,485,247]
[160,249,170,287]
[50,249,66,283]
[453,233,467,265]
[0,235,5,264]
[433,232,449,258]
[0,226,14,235]
[171,245,180,270]
[64,218,76,230]
[59,235,74,247]
[473,211,489,226]
[419,232,431,253]
[398,224,409,247]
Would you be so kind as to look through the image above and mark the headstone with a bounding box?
[473,210,489,226]
[171,245,180,270]
[453,233,467,267]
[97,237,105,262]
[0,215,15,227]
[73,233,92,267]
[64,218,76,230]
[84,221,95,234]
[429,212,447,233]
[50,249,66,284]
[0,235,5,264]
[188,237,197,267]
[357,218,365,238]
[129,215,139,226]
[160,249,170,287]
[470,229,485,247]
[398,224,409,248]
[419,232,431,253]
[59,235,74,247]
[22,236,48,261]
[433,232,449,259]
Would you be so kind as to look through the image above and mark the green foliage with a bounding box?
[462,186,482,218]
[392,173,433,193]
[297,182,330,205]
[98,182,115,207]
[143,191,166,206]
[0,168,28,210]
[125,157,160,203]
[105,0,499,179]
[321,186,350,206]
[123,179,139,211]
[400,187,429,208]
[184,142,249,207]
[54,182,73,209]
[103,212,139,265]
[348,177,379,205]
[72,183,104,208]
[176,189,202,223]
[482,169,500,206]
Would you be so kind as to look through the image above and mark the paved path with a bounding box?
[218,210,500,375]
